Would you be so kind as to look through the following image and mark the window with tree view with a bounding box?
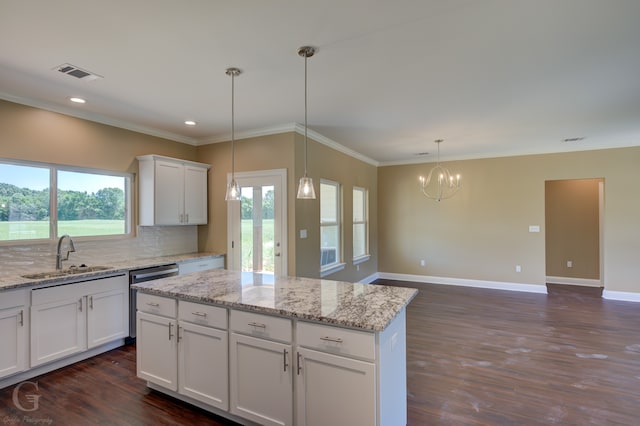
[0,160,131,242]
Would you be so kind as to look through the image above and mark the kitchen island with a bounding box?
[133,269,418,426]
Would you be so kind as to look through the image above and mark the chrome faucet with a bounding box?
[56,234,76,270]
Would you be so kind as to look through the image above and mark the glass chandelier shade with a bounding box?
[419,139,461,202]
[225,67,241,202]
[296,46,316,200]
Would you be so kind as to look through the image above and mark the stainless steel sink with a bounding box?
[22,265,113,280]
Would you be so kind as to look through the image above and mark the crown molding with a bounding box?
[198,122,379,167]
[0,92,199,145]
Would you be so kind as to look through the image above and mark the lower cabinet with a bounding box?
[295,347,375,426]
[136,294,229,410]
[0,289,28,379]
[31,274,128,367]
[229,333,293,426]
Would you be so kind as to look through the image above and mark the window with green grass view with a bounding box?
[0,159,131,242]
[0,163,50,240]
[320,179,341,269]
[353,186,368,261]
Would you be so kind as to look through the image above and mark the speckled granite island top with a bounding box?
[132,269,418,331]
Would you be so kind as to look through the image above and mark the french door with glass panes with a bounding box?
[227,169,287,276]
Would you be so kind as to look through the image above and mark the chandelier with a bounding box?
[419,139,460,202]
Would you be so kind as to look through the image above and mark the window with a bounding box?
[353,186,369,263]
[0,159,132,242]
[320,179,344,275]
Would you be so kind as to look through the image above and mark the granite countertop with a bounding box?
[0,252,224,291]
[132,269,418,331]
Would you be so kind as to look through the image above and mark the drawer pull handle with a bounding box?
[320,336,344,344]
[147,302,160,307]
[248,322,267,329]
[192,311,207,317]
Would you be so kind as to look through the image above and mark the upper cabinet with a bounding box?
[137,155,210,226]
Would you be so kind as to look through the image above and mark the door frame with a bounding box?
[226,169,288,276]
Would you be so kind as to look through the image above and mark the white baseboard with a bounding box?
[546,276,602,287]
[602,290,640,302]
[358,272,380,284]
[377,272,548,294]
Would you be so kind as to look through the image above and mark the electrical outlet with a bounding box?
[515,265,522,273]
[420,259,426,267]
[567,260,573,268]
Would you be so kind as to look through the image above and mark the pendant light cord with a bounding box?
[231,71,235,178]
[304,52,308,176]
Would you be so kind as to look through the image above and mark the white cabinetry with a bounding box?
[31,274,128,367]
[178,256,224,275]
[136,294,229,410]
[137,155,210,226]
[0,289,28,379]
[229,310,293,426]
[295,323,376,426]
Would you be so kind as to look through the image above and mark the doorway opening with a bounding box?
[545,178,604,292]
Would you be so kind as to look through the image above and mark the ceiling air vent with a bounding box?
[54,63,103,81]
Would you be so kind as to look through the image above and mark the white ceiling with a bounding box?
[1,0,640,165]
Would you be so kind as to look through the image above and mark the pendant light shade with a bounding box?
[296,46,316,199]
[225,67,241,202]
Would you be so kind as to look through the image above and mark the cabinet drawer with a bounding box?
[297,321,376,361]
[179,300,227,329]
[230,310,291,343]
[178,257,224,275]
[137,293,176,317]
[1,288,27,310]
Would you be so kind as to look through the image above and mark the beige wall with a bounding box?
[378,146,640,293]
[293,133,378,281]
[196,133,297,274]
[545,179,601,280]
[0,100,196,175]
[196,132,379,283]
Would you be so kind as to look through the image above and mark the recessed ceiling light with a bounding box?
[69,97,86,104]
[184,120,197,126]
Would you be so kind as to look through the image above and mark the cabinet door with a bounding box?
[178,321,228,410]
[136,312,178,391]
[296,347,376,426]
[0,306,26,379]
[87,287,128,348]
[230,333,292,426]
[31,297,85,367]
[183,165,208,225]
[155,160,184,225]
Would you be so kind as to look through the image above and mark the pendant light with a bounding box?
[296,46,316,199]
[225,67,241,201]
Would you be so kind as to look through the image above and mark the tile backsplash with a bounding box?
[0,226,197,276]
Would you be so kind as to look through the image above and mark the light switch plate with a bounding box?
[300,229,307,239]
[529,225,540,233]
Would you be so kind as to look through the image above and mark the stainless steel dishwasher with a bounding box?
[128,263,178,342]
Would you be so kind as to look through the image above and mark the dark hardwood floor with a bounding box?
[1,281,639,425]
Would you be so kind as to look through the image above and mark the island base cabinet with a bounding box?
[136,311,178,391]
[0,305,26,379]
[178,321,228,410]
[295,347,376,426]
[230,333,292,426]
